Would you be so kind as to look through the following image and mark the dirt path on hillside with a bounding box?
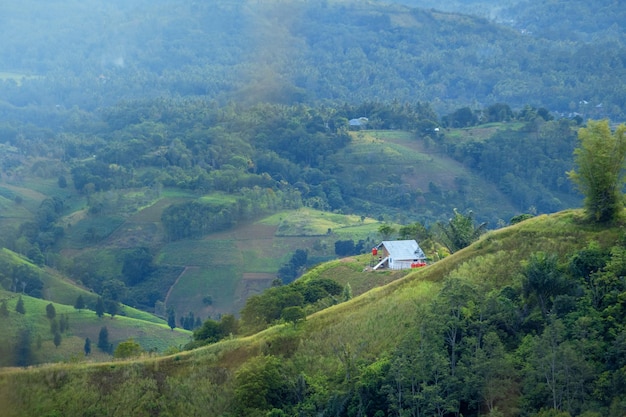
[164,265,195,305]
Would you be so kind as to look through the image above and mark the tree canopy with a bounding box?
[568,120,626,222]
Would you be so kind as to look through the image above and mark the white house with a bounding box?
[372,240,427,270]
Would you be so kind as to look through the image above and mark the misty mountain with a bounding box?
[0,0,624,119]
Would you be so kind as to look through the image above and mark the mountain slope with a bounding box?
[2,209,625,416]
[0,0,624,118]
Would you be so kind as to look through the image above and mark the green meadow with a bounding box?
[160,208,390,317]
[0,290,191,366]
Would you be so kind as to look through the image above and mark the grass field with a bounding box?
[166,264,242,319]
[0,290,191,366]
[159,208,393,318]
[0,72,37,85]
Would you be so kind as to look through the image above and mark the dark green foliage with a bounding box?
[11,264,44,297]
[233,355,295,416]
[97,326,110,353]
[522,252,570,319]
[301,279,343,303]
[435,209,487,253]
[179,311,201,331]
[398,222,431,242]
[0,299,8,317]
[106,300,118,318]
[510,213,535,225]
[121,247,154,286]
[161,200,239,240]
[95,297,105,318]
[45,302,56,320]
[281,306,306,326]
[167,307,176,330]
[74,295,85,311]
[240,278,343,334]
[334,240,355,257]
[191,320,220,344]
[15,296,25,314]
[442,117,579,214]
[27,245,45,266]
[189,314,238,348]
[125,265,184,311]
[84,337,91,356]
[569,241,610,279]
[1,0,624,122]
[377,224,396,241]
[53,331,62,348]
[14,329,33,367]
[278,249,308,284]
[442,106,479,128]
[485,103,514,122]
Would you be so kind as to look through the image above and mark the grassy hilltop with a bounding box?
[2,209,626,416]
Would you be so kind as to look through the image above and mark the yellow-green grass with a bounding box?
[198,192,238,205]
[0,291,191,366]
[333,130,478,193]
[298,254,410,296]
[1,209,623,415]
[340,131,432,166]
[159,188,197,199]
[364,130,417,141]
[260,207,380,237]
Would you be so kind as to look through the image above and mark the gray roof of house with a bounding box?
[377,240,426,260]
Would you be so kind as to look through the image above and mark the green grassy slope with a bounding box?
[161,208,387,319]
[0,290,191,367]
[0,125,551,330]
[0,208,618,416]
[331,130,519,222]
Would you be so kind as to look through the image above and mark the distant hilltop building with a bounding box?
[349,117,369,129]
[372,240,427,270]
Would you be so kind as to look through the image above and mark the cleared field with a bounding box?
[159,209,391,318]
[261,208,378,237]
[62,215,126,249]
[166,264,242,318]
[158,239,241,267]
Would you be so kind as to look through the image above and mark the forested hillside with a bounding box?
[4,210,626,416]
[2,0,626,415]
[0,98,582,323]
[0,0,624,118]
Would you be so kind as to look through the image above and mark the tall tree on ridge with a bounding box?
[568,120,626,223]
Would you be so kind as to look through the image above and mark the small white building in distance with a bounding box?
[372,240,427,270]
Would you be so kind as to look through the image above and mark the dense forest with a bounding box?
[0,0,624,118]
